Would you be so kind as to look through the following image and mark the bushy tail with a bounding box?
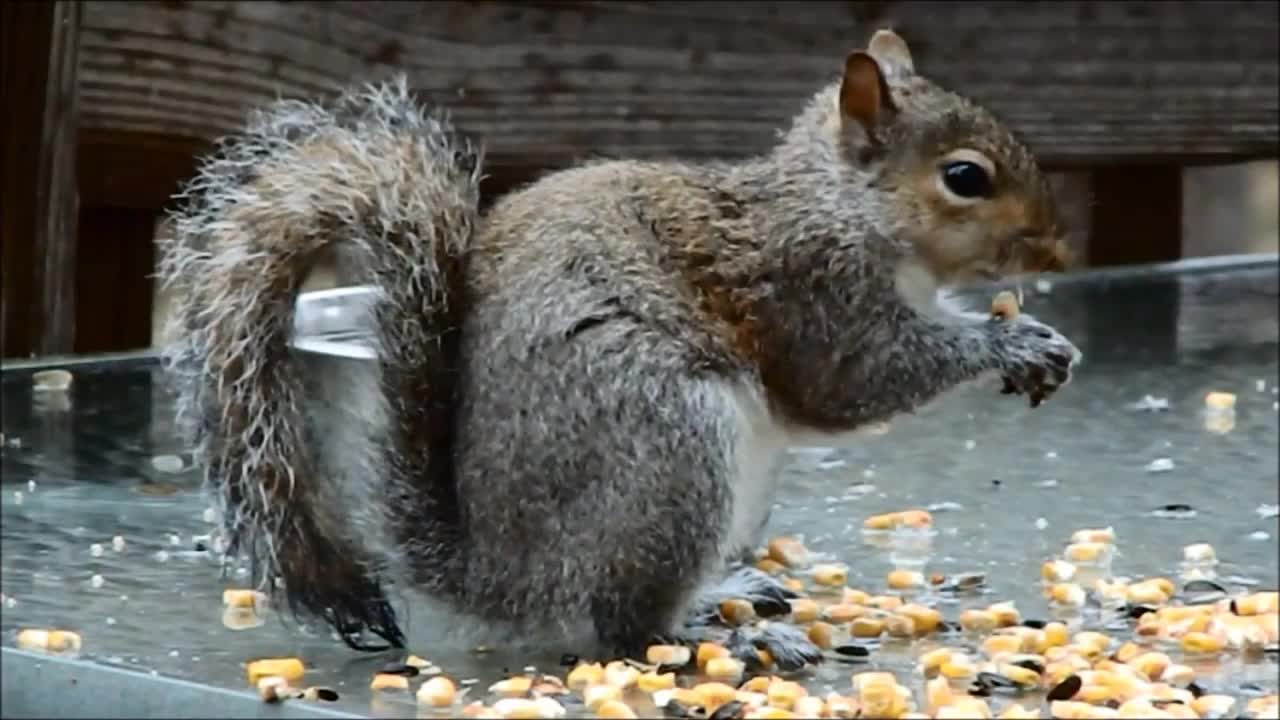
[158,76,481,650]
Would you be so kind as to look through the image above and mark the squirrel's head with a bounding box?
[832,30,1070,283]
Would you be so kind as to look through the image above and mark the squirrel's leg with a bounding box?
[454,322,743,660]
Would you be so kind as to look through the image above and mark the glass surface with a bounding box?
[3,260,1278,717]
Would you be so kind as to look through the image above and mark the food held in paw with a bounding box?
[990,290,1021,320]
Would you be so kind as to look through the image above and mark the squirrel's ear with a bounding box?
[867,29,915,78]
[839,51,894,135]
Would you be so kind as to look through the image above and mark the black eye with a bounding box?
[941,161,994,199]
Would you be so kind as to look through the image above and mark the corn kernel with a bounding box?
[849,616,884,638]
[697,642,730,669]
[842,588,871,605]
[781,577,805,594]
[1204,391,1236,410]
[925,675,954,715]
[766,680,806,710]
[988,601,1022,627]
[583,684,623,710]
[1236,591,1279,616]
[793,697,826,717]
[868,595,904,611]
[645,644,692,667]
[1160,663,1195,686]
[1127,652,1171,681]
[898,603,942,634]
[604,661,638,689]
[693,682,738,710]
[594,700,638,719]
[960,608,1000,632]
[857,679,904,718]
[938,697,993,719]
[636,671,675,693]
[1191,695,1236,718]
[887,569,924,590]
[1050,583,1086,608]
[1182,543,1217,564]
[704,657,745,683]
[1126,582,1170,606]
[825,694,860,719]
[825,603,870,623]
[918,647,954,675]
[756,558,786,575]
[719,598,756,625]
[1049,701,1095,719]
[567,663,604,689]
[1072,631,1112,655]
[786,598,820,623]
[998,704,1041,719]
[998,663,1042,687]
[1075,683,1113,704]
[767,537,809,568]
[247,658,305,686]
[418,677,457,707]
[745,708,798,720]
[1064,542,1110,565]
[1042,622,1069,649]
[885,614,916,638]
[1115,699,1160,719]
[813,564,848,587]
[1071,527,1116,544]
[1043,560,1079,583]
[1179,631,1225,655]
[489,676,533,697]
[223,588,267,608]
[984,634,1024,658]
[370,673,409,691]
[939,657,978,681]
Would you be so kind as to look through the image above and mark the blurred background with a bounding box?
[2,0,1277,360]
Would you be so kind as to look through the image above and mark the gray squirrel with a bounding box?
[159,29,1081,666]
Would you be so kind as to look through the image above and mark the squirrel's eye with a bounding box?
[940,161,994,199]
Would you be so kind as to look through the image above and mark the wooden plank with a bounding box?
[73,0,1279,170]
[1,0,82,359]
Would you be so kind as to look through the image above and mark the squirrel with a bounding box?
[158,29,1081,666]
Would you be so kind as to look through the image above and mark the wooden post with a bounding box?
[1,0,82,359]
[1087,165,1184,268]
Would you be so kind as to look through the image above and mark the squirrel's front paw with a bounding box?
[992,315,1081,408]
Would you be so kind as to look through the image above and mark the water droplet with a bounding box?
[13,491,23,505]
[1144,457,1175,473]
[90,543,105,557]
[964,439,977,450]
[1035,518,1049,530]
[111,536,126,552]
[154,550,170,562]
[90,574,105,588]
[202,507,218,523]
[26,480,36,492]
[105,617,116,625]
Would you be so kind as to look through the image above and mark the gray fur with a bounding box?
[161,36,1080,659]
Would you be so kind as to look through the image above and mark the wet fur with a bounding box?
[160,34,1080,656]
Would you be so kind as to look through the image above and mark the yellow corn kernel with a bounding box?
[645,644,692,667]
[584,684,624,710]
[1115,699,1160,719]
[1070,527,1116,545]
[492,698,547,719]
[1182,543,1217,564]
[370,673,409,691]
[1075,683,1114,704]
[1125,582,1170,606]
[719,598,756,626]
[766,680,806,710]
[636,672,675,693]
[842,588,871,605]
[898,603,942,634]
[1126,651,1171,681]
[223,588,267,608]
[1204,391,1236,410]
[825,604,870,624]
[1049,701,1095,719]
[849,616,885,638]
[766,537,809,568]
[694,682,738,710]
[939,656,978,681]
[786,597,820,623]
[756,558,786,575]
[704,657,745,683]
[960,608,1000,632]
[984,634,1024,658]
[885,614,917,638]
[740,676,773,694]
[868,595,904,611]
[246,658,305,686]
[864,509,933,530]
[489,676,533,697]
[781,578,805,594]
[793,697,826,717]
[1111,641,1141,663]
[998,704,1041,719]
[812,564,848,587]
[857,680,905,719]
[604,661,639,689]
[997,663,1042,687]
[1049,583,1087,608]
[567,663,605,689]
[1236,591,1280,616]
[1017,628,1047,654]
[988,601,1022,627]
[1072,631,1112,655]
[851,671,897,692]
[825,694,860,719]
[418,677,457,707]
[887,569,924,590]
[1043,560,1078,583]
[1042,622,1070,649]
[1161,663,1196,686]
[697,642,731,669]
[938,697,993,719]
[925,675,954,715]
[918,647,954,675]
[1179,631,1225,654]
[1063,542,1110,565]
[17,629,83,654]
[595,700,638,719]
